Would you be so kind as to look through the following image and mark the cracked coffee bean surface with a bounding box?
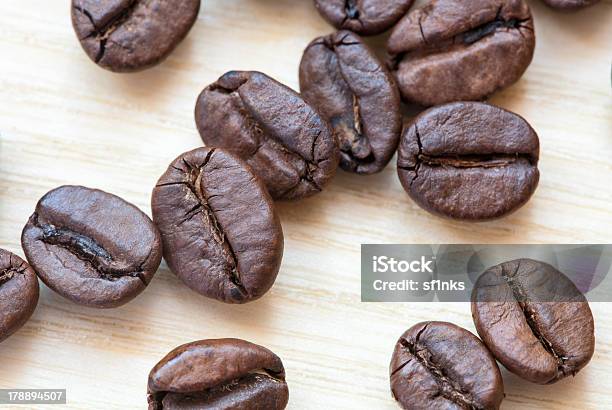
[472,259,595,385]
[313,0,415,36]
[299,30,402,174]
[148,338,289,410]
[390,321,504,410]
[387,0,535,106]
[397,102,540,221]
[541,0,600,9]
[0,249,39,343]
[195,71,339,201]
[71,0,200,72]
[151,147,283,303]
[21,185,162,308]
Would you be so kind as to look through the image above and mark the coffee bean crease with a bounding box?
[500,262,571,375]
[35,216,149,286]
[391,8,531,69]
[395,325,481,410]
[165,150,248,296]
[153,368,284,407]
[74,0,140,63]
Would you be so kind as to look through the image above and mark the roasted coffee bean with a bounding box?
[0,249,39,343]
[299,30,402,174]
[397,102,540,221]
[390,321,504,410]
[148,339,289,410]
[195,71,339,201]
[313,0,415,36]
[387,0,535,106]
[541,0,600,9]
[151,147,283,303]
[472,259,595,384]
[71,0,200,72]
[21,186,162,308]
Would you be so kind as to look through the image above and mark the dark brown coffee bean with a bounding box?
[71,0,200,72]
[390,321,504,410]
[397,102,540,221]
[472,259,595,385]
[541,0,600,10]
[299,31,402,174]
[151,148,283,303]
[21,185,162,308]
[0,249,39,343]
[387,0,535,106]
[313,0,415,36]
[148,339,289,410]
[195,71,339,201]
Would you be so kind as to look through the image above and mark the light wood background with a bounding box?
[0,0,611,409]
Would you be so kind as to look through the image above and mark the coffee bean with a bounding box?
[299,30,402,174]
[541,0,600,10]
[390,321,504,410]
[195,71,339,201]
[0,249,39,343]
[472,259,595,384]
[71,0,200,72]
[313,0,415,36]
[147,339,289,410]
[387,0,535,106]
[397,102,540,221]
[151,147,284,303]
[21,185,162,308]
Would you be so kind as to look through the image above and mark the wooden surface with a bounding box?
[1,0,611,409]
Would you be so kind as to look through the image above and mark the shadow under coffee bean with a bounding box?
[151,147,284,304]
[71,0,201,72]
[313,0,415,36]
[387,0,535,106]
[21,185,163,308]
[0,249,39,343]
[147,339,289,410]
[472,259,595,384]
[299,30,402,175]
[390,321,504,410]
[195,70,340,201]
[397,101,540,221]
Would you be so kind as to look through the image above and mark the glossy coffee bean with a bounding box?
[397,102,540,221]
[387,0,535,106]
[195,71,339,201]
[390,321,504,410]
[151,148,284,303]
[541,0,600,10]
[313,0,415,36]
[472,259,595,384]
[71,0,200,72]
[300,30,402,174]
[0,249,39,343]
[21,185,162,308]
[148,339,289,410]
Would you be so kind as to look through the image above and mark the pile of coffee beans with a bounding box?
[0,0,602,408]
[391,259,595,409]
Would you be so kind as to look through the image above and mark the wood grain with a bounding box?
[0,0,611,408]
